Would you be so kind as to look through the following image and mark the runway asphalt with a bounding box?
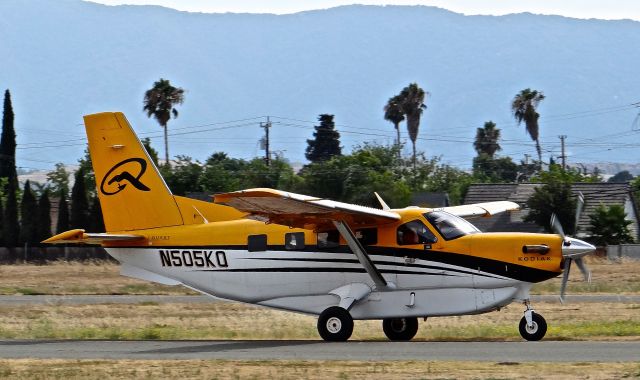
[1,294,639,305]
[0,340,638,361]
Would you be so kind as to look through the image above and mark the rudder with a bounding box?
[84,112,183,231]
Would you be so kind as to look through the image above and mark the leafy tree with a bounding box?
[36,190,52,243]
[512,88,545,162]
[608,170,633,183]
[198,152,246,193]
[56,190,70,234]
[241,157,299,191]
[70,167,90,230]
[142,137,160,167]
[78,147,96,197]
[474,121,501,158]
[524,180,576,233]
[46,163,70,195]
[0,89,17,187]
[305,114,342,163]
[300,144,410,207]
[383,95,405,147]
[472,154,518,183]
[3,177,19,248]
[19,180,39,244]
[143,78,185,165]
[530,163,599,184]
[587,204,634,246]
[399,83,427,171]
[162,155,203,196]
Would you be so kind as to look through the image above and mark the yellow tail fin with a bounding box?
[84,112,183,231]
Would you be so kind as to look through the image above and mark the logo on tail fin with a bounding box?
[100,158,151,196]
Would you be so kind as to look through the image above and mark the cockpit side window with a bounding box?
[424,211,480,240]
[397,220,438,245]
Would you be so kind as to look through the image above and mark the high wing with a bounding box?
[436,201,520,218]
[215,188,400,290]
[213,188,400,231]
[42,229,144,245]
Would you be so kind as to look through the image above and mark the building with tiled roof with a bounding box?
[463,183,639,240]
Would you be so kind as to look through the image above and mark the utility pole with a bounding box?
[260,117,271,166]
[558,135,567,170]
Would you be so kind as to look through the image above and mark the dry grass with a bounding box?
[0,300,637,340]
[0,257,638,296]
[531,257,640,294]
[0,261,196,295]
[0,359,637,379]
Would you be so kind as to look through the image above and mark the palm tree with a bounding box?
[474,121,501,158]
[143,79,185,165]
[383,95,405,147]
[399,83,427,171]
[511,88,545,162]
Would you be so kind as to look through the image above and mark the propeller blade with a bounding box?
[550,213,565,240]
[574,192,585,235]
[574,257,592,283]
[560,258,572,304]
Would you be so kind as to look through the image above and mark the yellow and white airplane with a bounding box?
[45,112,596,342]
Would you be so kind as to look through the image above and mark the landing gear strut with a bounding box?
[382,317,419,341]
[518,301,547,341]
[317,306,354,341]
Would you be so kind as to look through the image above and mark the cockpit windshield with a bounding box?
[424,211,481,240]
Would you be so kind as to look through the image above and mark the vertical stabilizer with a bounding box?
[84,112,183,231]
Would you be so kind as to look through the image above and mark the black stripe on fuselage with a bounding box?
[192,267,454,276]
[246,257,502,279]
[109,244,559,283]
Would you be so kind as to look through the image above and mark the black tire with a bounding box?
[317,306,354,342]
[519,312,547,341]
[382,317,419,341]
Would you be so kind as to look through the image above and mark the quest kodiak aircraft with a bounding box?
[45,112,596,342]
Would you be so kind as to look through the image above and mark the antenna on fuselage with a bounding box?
[374,192,390,211]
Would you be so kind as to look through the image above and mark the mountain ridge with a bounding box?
[1,1,639,172]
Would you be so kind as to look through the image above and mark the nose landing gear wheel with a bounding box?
[519,312,547,341]
[382,317,419,341]
[317,306,354,342]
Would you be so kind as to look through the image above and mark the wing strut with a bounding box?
[332,220,392,289]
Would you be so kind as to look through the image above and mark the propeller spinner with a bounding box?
[550,192,595,303]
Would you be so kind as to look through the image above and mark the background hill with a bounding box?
[1,0,639,172]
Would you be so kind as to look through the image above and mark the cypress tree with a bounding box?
[20,180,38,244]
[0,197,4,247]
[88,195,105,232]
[70,167,90,230]
[0,89,17,186]
[56,190,70,234]
[36,190,52,242]
[305,114,342,163]
[3,177,19,249]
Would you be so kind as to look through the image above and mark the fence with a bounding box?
[0,246,110,263]
[606,244,640,261]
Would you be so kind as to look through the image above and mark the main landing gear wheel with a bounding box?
[317,306,354,342]
[519,312,547,341]
[382,317,419,341]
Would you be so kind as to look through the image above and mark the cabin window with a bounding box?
[317,230,340,249]
[248,234,267,252]
[285,232,305,250]
[424,211,480,240]
[397,220,437,245]
[355,228,377,246]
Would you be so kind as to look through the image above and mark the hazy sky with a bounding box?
[90,0,640,20]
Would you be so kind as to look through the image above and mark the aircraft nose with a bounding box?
[562,237,596,259]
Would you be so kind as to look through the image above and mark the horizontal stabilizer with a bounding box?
[42,229,144,245]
